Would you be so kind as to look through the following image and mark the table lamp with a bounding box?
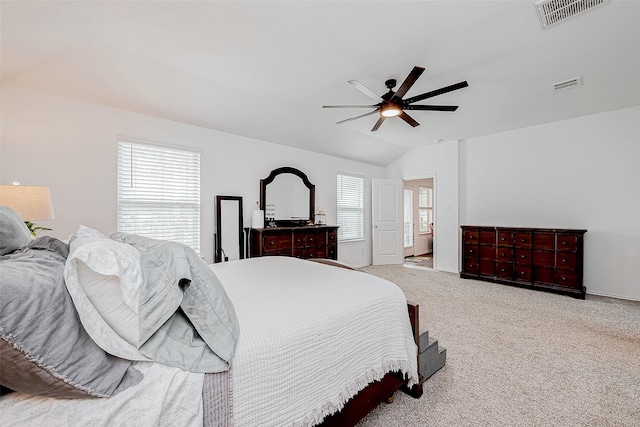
[0,183,55,236]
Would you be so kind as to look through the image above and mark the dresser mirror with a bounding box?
[260,167,315,227]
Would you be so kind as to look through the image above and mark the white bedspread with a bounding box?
[0,362,204,426]
[212,257,419,427]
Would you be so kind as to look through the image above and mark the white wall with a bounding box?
[386,141,460,273]
[460,105,640,301]
[0,85,384,266]
[388,105,640,301]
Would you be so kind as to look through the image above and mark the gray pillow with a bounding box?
[0,236,142,398]
[0,206,32,255]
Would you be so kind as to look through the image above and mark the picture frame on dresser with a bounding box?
[460,226,587,299]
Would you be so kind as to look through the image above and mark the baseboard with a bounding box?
[586,290,640,302]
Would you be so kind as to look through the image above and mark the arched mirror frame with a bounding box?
[260,166,315,227]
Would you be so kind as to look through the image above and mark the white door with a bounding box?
[372,179,403,265]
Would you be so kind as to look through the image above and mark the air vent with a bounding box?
[535,0,610,28]
[553,76,583,92]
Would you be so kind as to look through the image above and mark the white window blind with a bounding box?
[117,140,201,253]
[337,174,364,241]
[419,186,433,234]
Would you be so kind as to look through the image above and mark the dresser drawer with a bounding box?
[303,247,327,259]
[464,245,479,258]
[479,245,496,260]
[555,271,578,288]
[533,267,555,285]
[305,231,326,247]
[463,258,479,275]
[463,230,479,244]
[533,233,555,250]
[556,252,577,270]
[327,244,337,259]
[479,259,496,277]
[293,231,306,249]
[514,232,533,249]
[556,234,578,252]
[497,247,513,261]
[515,249,532,265]
[497,230,513,247]
[496,263,514,279]
[479,230,496,245]
[533,250,555,267]
[263,233,292,253]
[514,266,532,282]
[327,230,338,245]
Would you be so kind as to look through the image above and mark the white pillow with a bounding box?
[64,226,150,361]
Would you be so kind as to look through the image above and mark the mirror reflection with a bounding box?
[215,195,244,262]
[260,167,315,227]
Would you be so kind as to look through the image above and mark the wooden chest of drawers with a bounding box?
[461,226,586,298]
[249,225,338,260]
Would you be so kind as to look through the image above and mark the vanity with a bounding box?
[248,167,339,260]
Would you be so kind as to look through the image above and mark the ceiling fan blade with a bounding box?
[371,116,386,131]
[404,104,459,112]
[348,80,382,101]
[323,105,379,109]
[399,111,420,127]
[393,66,425,101]
[404,81,469,105]
[336,110,379,125]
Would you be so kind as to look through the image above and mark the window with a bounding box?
[418,186,433,234]
[337,174,364,241]
[117,140,201,253]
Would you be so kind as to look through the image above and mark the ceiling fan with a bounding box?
[323,66,468,131]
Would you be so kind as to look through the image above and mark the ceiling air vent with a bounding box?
[553,76,583,92]
[535,0,610,28]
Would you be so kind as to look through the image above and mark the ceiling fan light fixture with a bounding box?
[380,105,401,118]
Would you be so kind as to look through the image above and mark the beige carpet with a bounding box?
[357,265,640,427]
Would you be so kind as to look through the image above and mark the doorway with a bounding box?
[403,177,434,269]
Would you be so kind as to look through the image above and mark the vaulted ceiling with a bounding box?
[2,1,639,166]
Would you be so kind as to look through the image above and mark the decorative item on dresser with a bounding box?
[250,225,339,260]
[460,226,587,299]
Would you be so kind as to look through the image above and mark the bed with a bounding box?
[0,208,421,426]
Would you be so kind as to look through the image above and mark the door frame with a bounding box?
[403,173,437,270]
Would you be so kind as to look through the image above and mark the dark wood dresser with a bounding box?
[249,225,339,260]
[460,226,587,298]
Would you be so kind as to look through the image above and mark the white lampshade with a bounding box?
[0,185,55,221]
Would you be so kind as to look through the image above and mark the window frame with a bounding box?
[336,173,364,243]
[117,138,202,253]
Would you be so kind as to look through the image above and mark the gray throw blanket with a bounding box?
[110,232,240,374]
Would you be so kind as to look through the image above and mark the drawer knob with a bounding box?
[501,268,505,272]
[501,253,505,257]
[469,249,474,253]
[309,238,314,242]
[562,259,567,263]
[520,271,525,275]
[521,238,525,242]
[469,264,474,268]
[501,237,505,241]
[521,255,525,259]
[561,276,567,281]
[470,236,474,239]
[269,241,275,245]
[562,241,568,245]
